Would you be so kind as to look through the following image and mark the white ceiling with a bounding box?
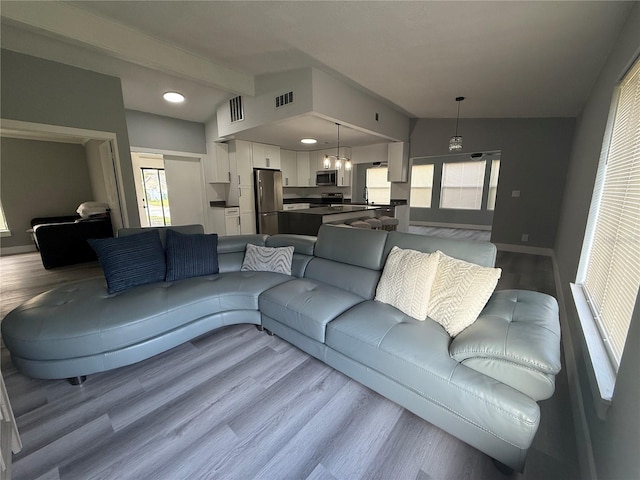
[1,1,633,149]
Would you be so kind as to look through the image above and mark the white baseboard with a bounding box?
[494,243,554,256]
[409,221,492,231]
[551,253,598,480]
[0,245,37,256]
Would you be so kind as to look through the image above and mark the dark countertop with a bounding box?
[285,205,383,216]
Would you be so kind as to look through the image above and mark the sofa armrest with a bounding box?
[449,289,561,401]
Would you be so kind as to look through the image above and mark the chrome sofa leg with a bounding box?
[256,325,265,332]
[67,376,87,386]
[265,329,275,336]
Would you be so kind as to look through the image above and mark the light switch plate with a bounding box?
[512,190,521,197]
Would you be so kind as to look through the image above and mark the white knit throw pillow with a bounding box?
[427,251,501,337]
[375,246,439,319]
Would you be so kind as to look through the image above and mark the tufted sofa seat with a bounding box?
[1,224,561,472]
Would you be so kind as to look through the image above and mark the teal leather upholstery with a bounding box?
[1,224,561,472]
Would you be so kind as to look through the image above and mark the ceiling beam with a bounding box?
[1,2,255,97]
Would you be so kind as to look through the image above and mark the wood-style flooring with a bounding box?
[1,235,579,480]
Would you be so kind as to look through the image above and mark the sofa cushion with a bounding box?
[88,229,166,294]
[1,271,292,361]
[217,234,269,273]
[375,246,439,319]
[325,300,541,450]
[314,224,388,270]
[259,278,365,342]
[241,243,294,275]
[384,230,497,268]
[118,224,204,247]
[427,251,501,337]
[165,229,219,281]
[449,289,561,400]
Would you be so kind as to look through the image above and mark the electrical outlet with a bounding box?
[521,234,529,242]
[512,190,521,198]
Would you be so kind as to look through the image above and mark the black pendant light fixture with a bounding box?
[324,123,352,170]
[449,96,465,152]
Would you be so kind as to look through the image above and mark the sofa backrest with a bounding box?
[383,231,497,267]
[217,234,268,273]
[117,224,204,247]
[305,225,388,299]
[266,234,316,278]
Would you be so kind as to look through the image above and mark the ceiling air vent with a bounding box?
[275,91,294,108]
[229,96,244,123]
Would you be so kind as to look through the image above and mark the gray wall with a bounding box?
[125,110,206,154]
[0,138,94,248]
[410,118,575,248]
[0,49,139,227]
[554,4,640,480]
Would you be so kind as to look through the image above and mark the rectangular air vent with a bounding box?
[229,96,244,123]
[275,91,294,108]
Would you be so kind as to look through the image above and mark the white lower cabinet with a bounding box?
[210,207,240,236]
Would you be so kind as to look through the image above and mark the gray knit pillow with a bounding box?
[241,243,294,275]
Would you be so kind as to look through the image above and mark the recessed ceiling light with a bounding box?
[163,91,185,103]
[300,138,317,144]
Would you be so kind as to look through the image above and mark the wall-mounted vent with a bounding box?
[229,96,244,123]
[275,91,294,108]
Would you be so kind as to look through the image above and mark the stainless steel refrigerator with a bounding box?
[254,168,283,234]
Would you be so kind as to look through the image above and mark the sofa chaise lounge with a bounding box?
[1,224,561,472]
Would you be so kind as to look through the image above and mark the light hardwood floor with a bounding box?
[1,246,579,480]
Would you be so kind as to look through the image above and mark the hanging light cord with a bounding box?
[336,123,340,157]
[454,96,464,136]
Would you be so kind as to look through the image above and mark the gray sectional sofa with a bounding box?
[1,224,561,472]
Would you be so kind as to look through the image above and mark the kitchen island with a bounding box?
[278,204,391,235]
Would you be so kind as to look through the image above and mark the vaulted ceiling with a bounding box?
[1,1,633,148]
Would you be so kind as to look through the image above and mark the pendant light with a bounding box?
[449,96,465,152]
[324,123,352,170]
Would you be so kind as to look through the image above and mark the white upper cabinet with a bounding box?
[204,142,230,183]
[280,149,297,187]
[388,142,409,182]
[296,152,312,186]
[252,142,281,170]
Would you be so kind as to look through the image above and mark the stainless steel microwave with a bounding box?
[316,170,337,186]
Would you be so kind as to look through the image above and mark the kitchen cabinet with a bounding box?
[210,207,240,236]
[296,152,313,186]
[337,163,351,187]
[238,185,256,234]
[280,149,297,187]
[204,142,230,183]
[388,142,409,182]
[252,142,281,170]
[227,140,253,207]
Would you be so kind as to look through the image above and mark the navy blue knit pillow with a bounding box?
[165,229,219,281]
[88,229,166,294]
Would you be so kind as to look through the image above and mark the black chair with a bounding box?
[31,212,113,269]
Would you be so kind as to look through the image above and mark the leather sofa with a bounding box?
[31,213,113,269]
[1,224,561,472]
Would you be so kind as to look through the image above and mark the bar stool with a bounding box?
[349,220,372,229]
[362,217,382,229]
[379,216,399,231]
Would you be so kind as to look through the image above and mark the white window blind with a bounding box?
[487,160,500,210]
[440,160,486,210]
[410,164,434,208]
[578,57,640,368]
[366,167,391,205]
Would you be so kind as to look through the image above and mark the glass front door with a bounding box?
[141,168,171,226]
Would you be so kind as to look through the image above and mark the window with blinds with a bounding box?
[440,160,486,210]
[577,56,640,369]
[410,164,434,208]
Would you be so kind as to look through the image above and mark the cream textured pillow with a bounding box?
[427,251,501,337]
[375,246,439,319]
